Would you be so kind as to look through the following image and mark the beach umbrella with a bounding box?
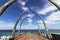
[0,0,16,16]
[48,0,60,10]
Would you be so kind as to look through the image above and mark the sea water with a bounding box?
[0,29,60,37]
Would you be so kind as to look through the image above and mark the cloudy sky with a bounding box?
[0,0,60,30]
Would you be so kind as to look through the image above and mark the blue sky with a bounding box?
[0,0,60,30]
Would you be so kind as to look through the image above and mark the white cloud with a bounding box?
[47,12,60,21]
[0,20,45,30]
[36,0,60,25]
[36,5,57,15]
[17,0,26,6]
[27,14,34,18]
[21,23,44,29]
[0,20,20,30]
[17,0,28,6]
[54,0,60,5]
[37,20,42,24]
[22,7,29,11]
[21,1,26,6]
[22,14,34,20]
[0,20,14,30]
[27,18,33,23]
[37,10,60,24]
[45,10,60,24]
[22,15,26,19]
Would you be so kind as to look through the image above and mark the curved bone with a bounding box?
[0,0,16,16]
[49,0,60,10]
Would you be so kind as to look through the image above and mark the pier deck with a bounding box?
[13,34,49,40]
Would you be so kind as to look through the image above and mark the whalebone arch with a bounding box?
[11,10,49,39]
[17,14,41,35]
[0,0,60,40]
[0,0,16,16]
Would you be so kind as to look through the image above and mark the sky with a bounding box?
[0,0,60,30]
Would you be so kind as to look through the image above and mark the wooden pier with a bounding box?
[9,34,49,40]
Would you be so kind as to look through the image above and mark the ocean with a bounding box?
[0,29,60,37]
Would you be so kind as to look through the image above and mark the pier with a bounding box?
[9,34,48,40]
